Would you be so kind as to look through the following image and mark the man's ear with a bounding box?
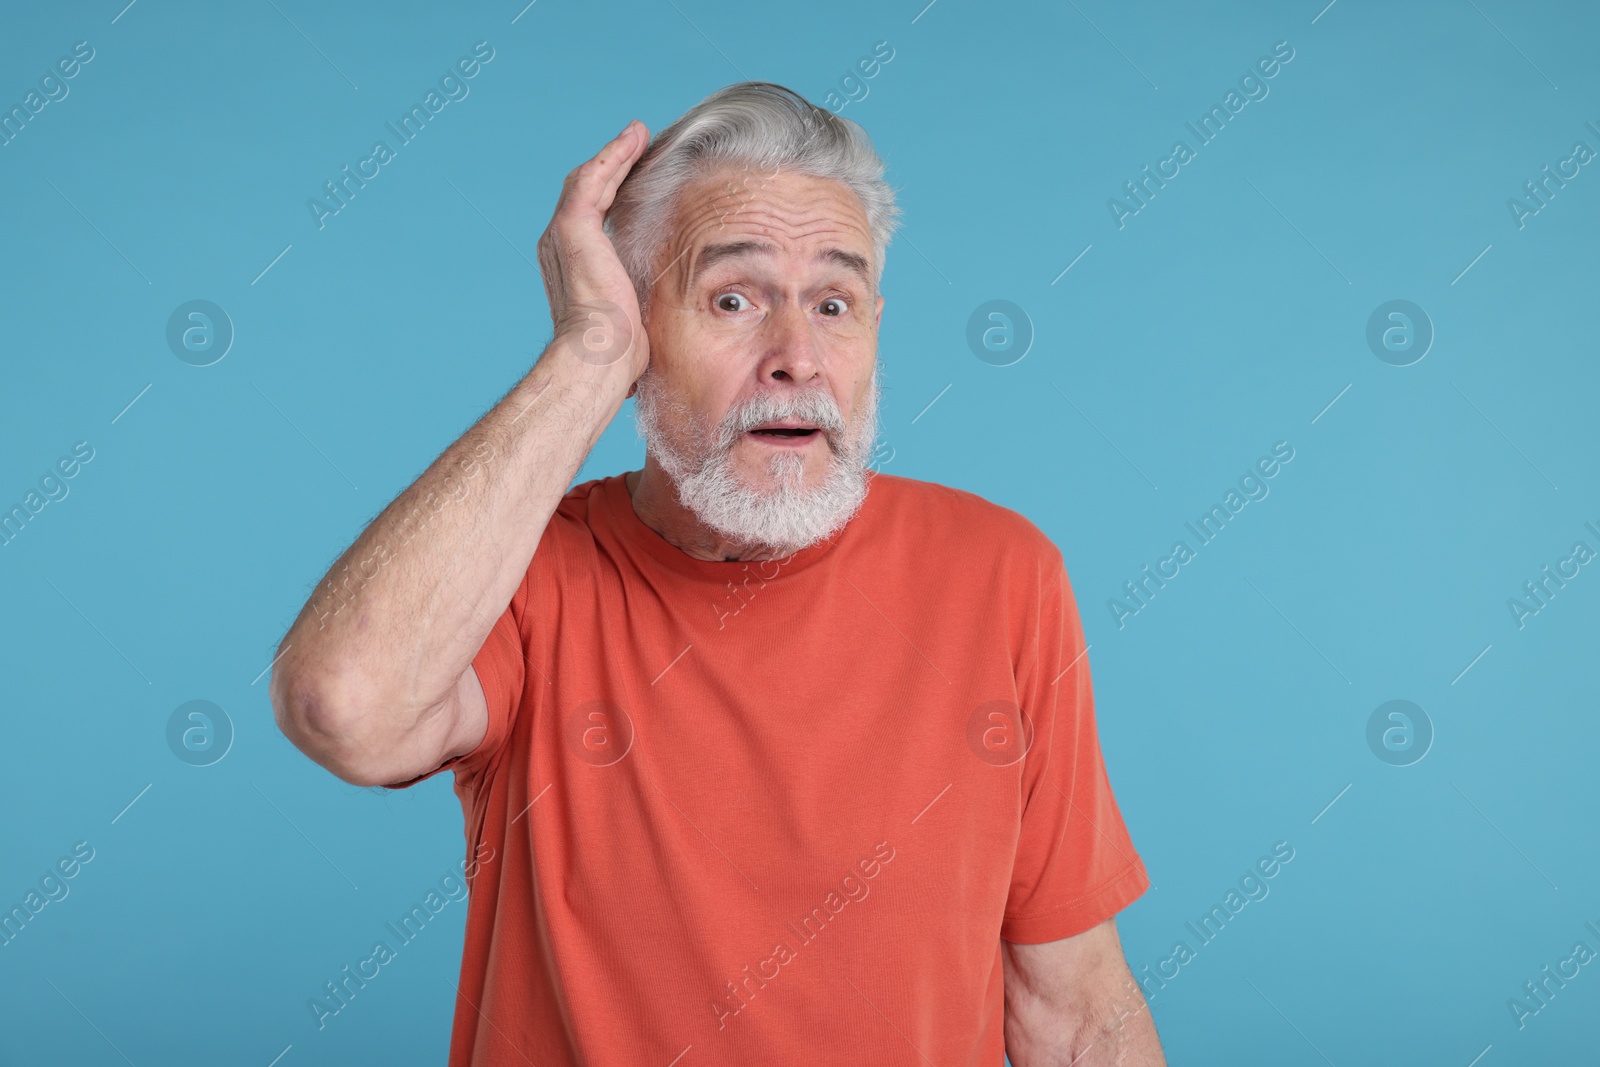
[874,293,885,331]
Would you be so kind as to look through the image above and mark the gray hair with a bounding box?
[604,81,900,319]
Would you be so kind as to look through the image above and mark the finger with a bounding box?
[594,121,650,213]
[561,120,647,219]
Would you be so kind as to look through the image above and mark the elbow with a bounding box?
[269,665,394,787]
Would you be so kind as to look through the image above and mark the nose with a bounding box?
[757,297,820,385]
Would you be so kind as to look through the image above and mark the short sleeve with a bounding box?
[1001,547,1150,943]
[381,565,532,789]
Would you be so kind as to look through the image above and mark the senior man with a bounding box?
[271,82,1163,1065]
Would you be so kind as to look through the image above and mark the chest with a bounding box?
[515,569,1032,904]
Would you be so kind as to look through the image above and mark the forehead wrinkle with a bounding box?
[721,195,867,231]
[681,236,871,300]
[681,203,867,243]
[661,176,873,300]
[683,208,871,269]
[677,172,869,240]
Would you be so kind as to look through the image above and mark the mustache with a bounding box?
[715,390,848,449]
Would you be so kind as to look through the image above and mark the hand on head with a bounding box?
[536,120,652,384]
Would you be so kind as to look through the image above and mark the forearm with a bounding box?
[1005,956,1165,1066]
[1059,984,1165,1066]
[271,336,630,740]
[1008,1003,1164,1066]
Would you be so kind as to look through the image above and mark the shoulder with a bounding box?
[537,474,616,545]
[511,475,611,592]
[865,472,1064,568]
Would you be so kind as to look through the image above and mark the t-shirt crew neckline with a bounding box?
[600,470,861,582]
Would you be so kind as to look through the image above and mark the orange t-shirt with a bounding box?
[394,470,1149,1066]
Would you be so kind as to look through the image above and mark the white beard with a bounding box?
[632,366,881,557]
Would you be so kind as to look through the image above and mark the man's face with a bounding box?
[632,166,886,552]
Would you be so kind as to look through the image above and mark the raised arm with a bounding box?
[269,119,652,787]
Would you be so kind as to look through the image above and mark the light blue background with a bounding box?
[2,1,1596,1064]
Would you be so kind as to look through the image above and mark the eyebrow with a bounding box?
[688,239,873,292]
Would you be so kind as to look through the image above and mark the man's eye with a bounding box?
[819,298,849,316]
[715,293,750,312]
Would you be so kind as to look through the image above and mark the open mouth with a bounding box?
[748,427,819,439]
